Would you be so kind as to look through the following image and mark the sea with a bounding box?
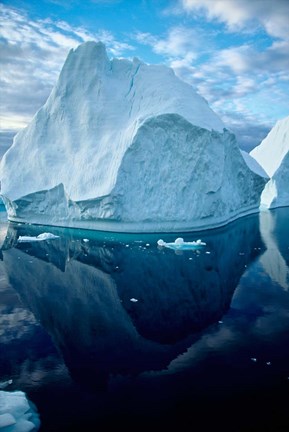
[0,206,289,431]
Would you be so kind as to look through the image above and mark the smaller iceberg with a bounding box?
[157,237,206,250]
[0,390,40,431]
[250,115,289,209]
[17,232,60,243]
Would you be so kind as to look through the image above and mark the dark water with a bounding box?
[0,208,289,431]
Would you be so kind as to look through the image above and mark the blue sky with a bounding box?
[0,0,288,155]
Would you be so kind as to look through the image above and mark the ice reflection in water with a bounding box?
[0,214,263,385]
[0,209,289,431]
[259,209,289,290]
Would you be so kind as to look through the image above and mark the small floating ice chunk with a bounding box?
[266,361,271,366]
[36,233,59,240]
[157,237,206,250]
[175,237,184,245]
[218,320,223,324]
[251,358,257,362]
[0,390,40,431]
[18,233,59,243]
[130,298,138,302]
[83,238,89,242]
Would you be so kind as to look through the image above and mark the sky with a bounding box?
[0,0,288,157]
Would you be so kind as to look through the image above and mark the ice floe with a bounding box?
[17,233,59,243]
[0,390,40,431]
[157,237,206,250]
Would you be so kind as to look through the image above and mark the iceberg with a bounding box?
[157,237,206,250]
[0,41,267,232]
[250,116,289,209]
[0,390,40,431]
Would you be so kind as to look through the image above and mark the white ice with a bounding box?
[17,233,59,243]
[157,237,206,250]
[250,115,289,209]
[0,390,40,431]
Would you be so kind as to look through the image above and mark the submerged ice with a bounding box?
[0,41,267,232]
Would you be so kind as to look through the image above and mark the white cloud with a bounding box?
[181,0,250,28]
[135,26,205,62]
[209,40,289,78]
[0,115,31,131]
[217,46,250,73]
[234,76,255,97]
[153,27,199,58]
[179,0,289,40]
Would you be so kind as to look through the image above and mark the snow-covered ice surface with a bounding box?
[0,390,40,431]
[157,237,206,250]
[0,41,266,232]
[250,116,289,209]
[17,233,60,243]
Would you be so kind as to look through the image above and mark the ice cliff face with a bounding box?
[0,41,266,232]
[250,116,289,209]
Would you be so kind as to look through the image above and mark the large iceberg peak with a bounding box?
[69,40,109,70]
[0,41,267,232]
[56,40,110,90]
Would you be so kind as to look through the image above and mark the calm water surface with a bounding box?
[0,208,289,431]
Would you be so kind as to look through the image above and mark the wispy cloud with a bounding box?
[179,0,289,40]
[135,25,211,62]
[137,27,197,59]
